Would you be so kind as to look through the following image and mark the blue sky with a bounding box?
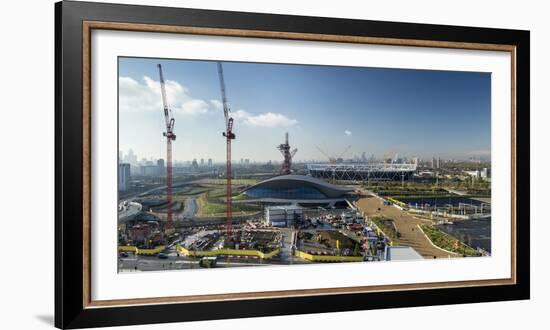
[119,57,491,163]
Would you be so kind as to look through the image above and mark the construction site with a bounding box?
[117,62,492,272]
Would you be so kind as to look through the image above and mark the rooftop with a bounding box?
[385,246,424,261]
[242,174,353,199]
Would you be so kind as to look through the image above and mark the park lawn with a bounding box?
[420,224,482,257]
[198,193,260,216]
[371,216,398,240]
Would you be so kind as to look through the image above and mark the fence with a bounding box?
[176,245,280,259]
[118,245,166,255]
[294,250,363,262]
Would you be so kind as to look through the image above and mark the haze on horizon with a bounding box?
[118,57,491,163]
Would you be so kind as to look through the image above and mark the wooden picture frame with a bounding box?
[55,1,530,328]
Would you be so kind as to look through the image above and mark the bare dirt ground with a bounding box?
[356,195,455,259]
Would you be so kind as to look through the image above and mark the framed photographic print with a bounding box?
[55,1,530,328]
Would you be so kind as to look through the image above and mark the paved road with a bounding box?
[278,228,295,265]
[118,201,142,221]
[181,197,198,219]
[356,195,454,259]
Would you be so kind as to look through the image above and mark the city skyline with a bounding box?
[119,57,491,162]
[119,147,490,166]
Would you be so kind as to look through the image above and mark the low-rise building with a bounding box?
[385,246,423,261]
[265,205,303,227]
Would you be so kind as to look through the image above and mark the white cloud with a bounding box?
[119,77,298,128]
[180,99,209,115]
[345,130,352,136]
[232,110,251,119]
[119,76,210,115]
[231,110,298,128]
[210,99,223,110]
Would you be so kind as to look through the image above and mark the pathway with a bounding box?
[356,196,455,259]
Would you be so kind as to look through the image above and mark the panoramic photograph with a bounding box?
[117,57,492,272]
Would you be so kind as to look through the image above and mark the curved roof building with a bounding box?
[242,175,353,200]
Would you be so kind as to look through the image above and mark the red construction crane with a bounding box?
[157,64,176,234]
[217,62,235,241]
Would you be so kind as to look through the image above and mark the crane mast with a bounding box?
[217,62,235,242]
[157,64,176,234]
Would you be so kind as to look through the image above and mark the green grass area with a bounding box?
[174,183,245,200]
[389,194,463,200]
[198,193,260,216]
[233,193,250,201]
[378,190,449,197]
[365,181,490,197]
[203,185,246,199]
[174,186,211,196]
[420,224,482,257]
[206,187,227,198]
[371,217,398,240]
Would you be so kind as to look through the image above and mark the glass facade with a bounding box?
[245,185,328,199]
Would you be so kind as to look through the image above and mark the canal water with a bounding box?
[437,217,491,253]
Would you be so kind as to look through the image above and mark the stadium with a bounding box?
[307,163,417,182]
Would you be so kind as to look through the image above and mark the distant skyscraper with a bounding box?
[208,158,213,167]
[192,158,198,169]
[118,163,131,192]
[436,157,441,169]
[157,159,165,176]
[125,149,137,165]
[200,158,204,167]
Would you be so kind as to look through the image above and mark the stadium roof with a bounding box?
[242,175,353,198]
